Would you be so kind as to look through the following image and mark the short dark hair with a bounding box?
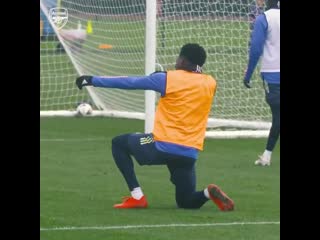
[179,43,207,67]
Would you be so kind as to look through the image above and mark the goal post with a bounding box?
[144,0,157,133]
[40,0,271,138]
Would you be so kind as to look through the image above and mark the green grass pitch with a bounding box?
[40,117,280,240]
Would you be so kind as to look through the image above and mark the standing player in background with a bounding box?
[243,0,280,166]
[248,0,265,51]
[76,43,234,211]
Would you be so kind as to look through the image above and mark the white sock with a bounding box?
[131,187,144,200]
[263,150,272,159]
[204,188,210,199]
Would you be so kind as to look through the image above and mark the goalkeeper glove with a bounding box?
[243,79,251,88]
[76,75,93,90]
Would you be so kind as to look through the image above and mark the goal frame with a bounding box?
[40,0,270,138]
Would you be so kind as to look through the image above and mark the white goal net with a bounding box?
[40,0,271,138]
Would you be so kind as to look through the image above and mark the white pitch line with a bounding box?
[40,221,280,231]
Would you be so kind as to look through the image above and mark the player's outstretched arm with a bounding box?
[75,72,166,96]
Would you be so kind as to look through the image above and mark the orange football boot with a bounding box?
[207,184,234,211]
[113,196,148,209]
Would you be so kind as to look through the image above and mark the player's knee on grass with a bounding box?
[175,194,201,209]
[176,196,190,208]
[169,169,199,209]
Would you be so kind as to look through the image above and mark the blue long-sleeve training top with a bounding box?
[92,72,199,159]
[93,72,167,96]
[244,12,280,84]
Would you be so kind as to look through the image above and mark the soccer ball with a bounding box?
[76,103,93,116]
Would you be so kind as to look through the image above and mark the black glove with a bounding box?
[76,75,93,90]
[243,79,251,88]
